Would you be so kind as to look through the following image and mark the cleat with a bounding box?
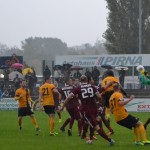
[82,136,89,140]
[59,119,62,123]
[19,127,22,130]
[60,127,65,132]
[49,132,58,136]
[109,139,115,146]
[107,131,114,136]
[92,136,98,140]
[144,124,147,130]
[68,129,72,136]
[143,140,150,144]
[135,141,144,146]
[86,140,93,144]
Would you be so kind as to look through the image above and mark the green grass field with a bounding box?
[0,110,150,150]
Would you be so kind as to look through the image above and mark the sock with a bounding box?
[138,124,147,141]
[69,118,74,130]
[50,117,55,133]
[61,118,70,129]
[89,127,94,140]
[134,127,140,142]
[97,128,111,142]
[57,112,61,119]
[18,118,22,128]
[78,119,82,135]
[97,120,102,128]
[82,123,89,138]
[144,118,150,129]
[31,117,38,128]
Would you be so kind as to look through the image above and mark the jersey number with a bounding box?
[81,88,94,99]
[42,87,49,96]
[64,90,71,98]
[110,98,116,109]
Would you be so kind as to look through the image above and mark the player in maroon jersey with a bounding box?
[60,75,115,145]
[59,78,82,136]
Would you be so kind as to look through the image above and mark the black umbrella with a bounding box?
[53,65,62,70]
[63,64,72,70]
[101,64,113,69]
[0,65,10,69]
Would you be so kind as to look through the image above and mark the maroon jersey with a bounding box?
[72,83,98,111]
[59,85,78,109]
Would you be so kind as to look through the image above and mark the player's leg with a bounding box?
[30,114,39,129]
[18,116,23,130]
[144,118,150,129]
[60,118,71,132]
[136,122,150,144]
[77,119,82,136]
[68,118,74,136]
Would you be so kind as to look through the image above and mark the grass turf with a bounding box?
[0,110,150,150]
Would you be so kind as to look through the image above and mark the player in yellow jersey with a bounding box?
[109,82,150,146]
[15,80,40,135]
[39,77,61,136]
[101,70,119,135]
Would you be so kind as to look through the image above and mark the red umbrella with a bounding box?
[11,63,23,69]
[70,66,83,71]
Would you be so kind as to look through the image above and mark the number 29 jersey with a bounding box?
[39,83,55,106]
[72,83,98,110]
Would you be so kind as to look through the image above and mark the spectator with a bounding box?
[0,88,2,99]
[43,65,51,80]
[119,69,126,88]
[92,66,100,85]
[0,81,4,91]
[31,67,37,87]
[3,69,10,87]
[25,71,35,95]
[54,67,61,82]
[13,74,21,91]
[85,68,92,81]
[73,70,82,79]
[9,88,15,98]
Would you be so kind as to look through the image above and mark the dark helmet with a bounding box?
[104,70,114,77]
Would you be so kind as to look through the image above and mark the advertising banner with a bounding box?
[55,54,150,67]
[126,98,150,112]
[0,98,18,110]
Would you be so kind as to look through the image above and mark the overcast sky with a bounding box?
[0,0,108,48]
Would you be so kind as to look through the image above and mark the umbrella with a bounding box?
[11,63,23,69]
[22,68,33,75]
[101,64,113,69]
[115,66,128,71]
[0,65,9,69]
[63,64,72,70]
[53,65,62,70]
[70,66,83,71]
[9,71,23,80]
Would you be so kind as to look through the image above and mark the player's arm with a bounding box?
[95,92,102,99]
[15,94,23,101]
[119,95,134,106]
[60,93,74,111]
[102,80,114,91]
[53,88,62,100]
[39,92,43,103]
